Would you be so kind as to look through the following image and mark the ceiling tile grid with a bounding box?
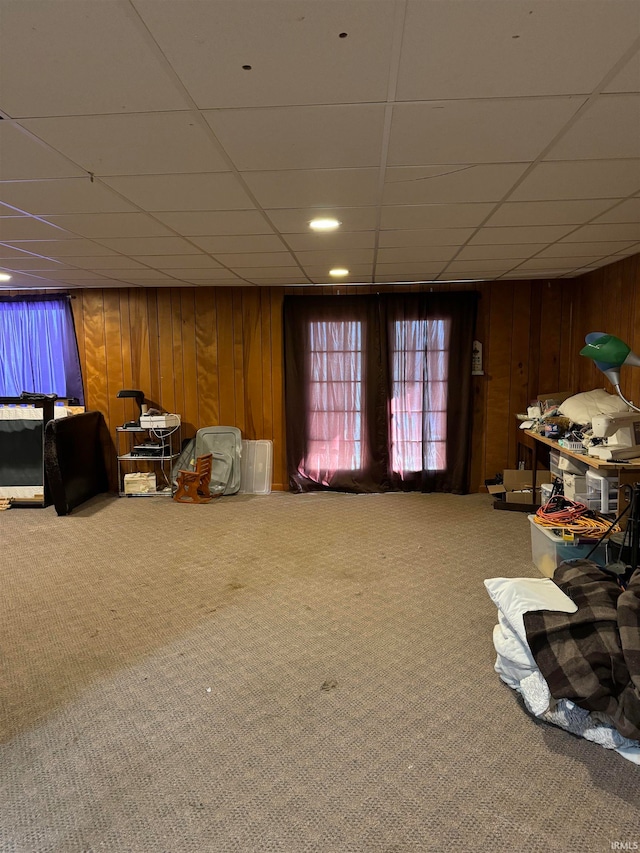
[0,0,639,289]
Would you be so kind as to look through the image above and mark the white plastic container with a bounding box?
[528,515,608,577]
[562,472,587,501]
[585,469,619,514]
[549,450,562,479]
[239,440,273,494]
[557,454,588,475]
[540,482,554,504]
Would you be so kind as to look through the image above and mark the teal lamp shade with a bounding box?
[580,333,630,367]
[580,332,640,388]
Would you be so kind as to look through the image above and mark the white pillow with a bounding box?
[484,576,577,646]
[558,389,629,425]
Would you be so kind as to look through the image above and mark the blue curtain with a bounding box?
[0,295,84,403]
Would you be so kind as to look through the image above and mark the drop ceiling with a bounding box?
[0,0,639,290]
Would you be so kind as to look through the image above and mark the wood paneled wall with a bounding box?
[67,257,639,494]
[71,287,286,490]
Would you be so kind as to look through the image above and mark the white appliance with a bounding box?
[588,412,640,460]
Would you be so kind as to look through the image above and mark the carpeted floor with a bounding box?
[1,491,639,852]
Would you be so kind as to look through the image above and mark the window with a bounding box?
[302,320,364,484]
[390,318,450,475]
[0,296,84,402]
[284,292,477,494]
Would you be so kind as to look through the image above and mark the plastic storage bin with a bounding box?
[562,472,587,501]
[239,440,273,494]
[549,450,562,479]
[540,482,554,504]
[585,469,619,514]
[528,515,609,577]
[557,454,589,475]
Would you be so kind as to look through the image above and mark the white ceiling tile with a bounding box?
[242,169,380,209]
[21,268,113,280]
[1,2,638,290]
[0,1,190,117]
[380,204,494,229]
[376,246,458,264]
[92,237,201,256]
[154,211,271,237]
[0,123,86,180]
[456,243,547,260]
[210,253,298,269]
[179,278,250,287]
[204,105,386,170]
[132,255,222,270]
[515,257,600,270]
[373,263,447,277]
[603,49,640,94]
[0,257,70,271]
[545,94,640,160]
[613,242,640,255]
[0,218,75,241]
[293,249,374,267]
[378,228,475,247]
[284,232,376,252]
[157,268,243,281]
[444,260,519,273]
[382,164,528,205]
[509,159,640,200]
[134,0,396,109]
[187,235,285,254]
[60,256,152,270]
[560,223,640,242]
[41,213,176,239]
[499,271,562,279]
[266,207,378,233]
[486,199,615,227]
[593,198,640,223]
[388,98,586,166]
[397,1,640,100]
[468,225,576,244]
[0,244,49,259]
[536,241,636,258]
[102,173,252,213]
[0,179,136,215]
[230,267,310,280]
[1,239,118,258]
[21,113,229,176]
[108,270,177,282]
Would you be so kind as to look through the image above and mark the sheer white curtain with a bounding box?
[302,320,364,485]
[390,318,450,475]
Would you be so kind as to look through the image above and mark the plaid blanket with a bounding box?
[523,560,640,741]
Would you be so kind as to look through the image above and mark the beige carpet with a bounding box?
[1,492,639,852]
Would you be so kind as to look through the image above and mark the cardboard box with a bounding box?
[487,469,552,504]
[123,472,157,494]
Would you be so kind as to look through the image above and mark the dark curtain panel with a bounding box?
[385,292,478,494]
[284,291,478,495]
[284,295,389,493]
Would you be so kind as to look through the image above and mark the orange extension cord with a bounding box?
[533,495,621,539]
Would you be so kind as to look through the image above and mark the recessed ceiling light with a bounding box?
[329,268,349,277]
[309,218,341,231]
[0,273,12,281]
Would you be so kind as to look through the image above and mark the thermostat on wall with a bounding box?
[140,413,181,429]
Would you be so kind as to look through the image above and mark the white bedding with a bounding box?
[486,576,640,764]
